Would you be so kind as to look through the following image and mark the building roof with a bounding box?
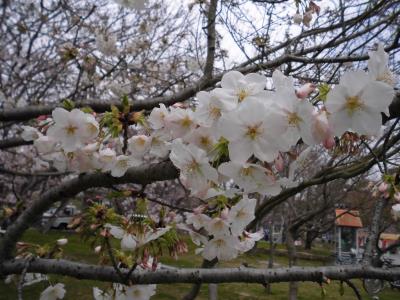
[335,209,363,228]
[380,233,400,241]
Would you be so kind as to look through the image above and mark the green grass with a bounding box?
[0,229,399,299]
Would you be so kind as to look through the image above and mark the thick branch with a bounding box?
[0,138,32,149]
[2,258,400,284]
[203,0,218,79]
[0,161,178,260]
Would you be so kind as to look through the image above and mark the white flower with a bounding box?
[169,140,218,192]
[115,284,156,300]
[106,224,171,251]
[237,230,264,252]
[202,235,240,261]
[184,212,211,230]
[326,70,395,136]
[149,132,170,158]
[56,238,68,246]
[218,71,268,104]
[135,227,171,248]
[93,287,112,300]
[34,136,57,154]
[98,148,117,171]
[23,273,49,287]
[47,108,98,152]
[21,126,42,141]
[148,104,169,130]
[392,204,400,220]
[206,217,231,237]
[111,155,140,177]
[39,283,66,300]
[272,70,315,148]
[218,99,286,163]
[368,43,395,86]
[194,90,237,127]
[228,196,257,235]
[165,108,197,139]
[128,135,151,158]
[176,223,208,246]
[183,126,216,153]
[218,162,281,196]
[107,225,138,251]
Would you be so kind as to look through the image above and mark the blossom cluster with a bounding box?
[22,43,396,234]
[20,44,396,299]
[181,196,263,261]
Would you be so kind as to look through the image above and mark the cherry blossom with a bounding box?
[39,283,66,300]
[111,155,140,177]
[218,71,269,104]
[218,99,286,163]
[326,70,395,136]
[228,196,257,235]
[237,230,264,252]
[194,90,237,127]
[47,108,99,152]
[272,70,315,148]
[115,284,156,300]
[368,43,395,86]
[21,125,42,141]
[184,212,211,230]
[202,234,240,261]
[218,162,281,196]
[169,140,218,192]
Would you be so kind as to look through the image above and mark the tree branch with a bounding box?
[2,258,400,284]
[0,161,178,261]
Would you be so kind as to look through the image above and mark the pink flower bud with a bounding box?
[323,137,336,149]
[311,111,334,147]
[220,208,229,220]
[193,205,206,215]
[378,182,388,193]
[296,83,316,99]
[274,153,284,172]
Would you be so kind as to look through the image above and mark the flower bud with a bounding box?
[296,83,316,99]
[274,153,285,172]
[378,182,388,193]
[94,246,102,253]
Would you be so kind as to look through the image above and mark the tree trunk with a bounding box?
[286,229,298,300]
[304,230,314,250]
[265,237,276,294]
[208,284,218,300]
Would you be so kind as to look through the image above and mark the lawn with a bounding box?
[0,229,398,299]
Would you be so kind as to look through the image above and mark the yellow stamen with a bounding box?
[246,124,262,140]
[345,95,363,115]
[237,89,249,102]
[180,116,192,128]
[209,106,221,118]
[65,125,78,135]
[287,112,302,126]
[240,167,253,177]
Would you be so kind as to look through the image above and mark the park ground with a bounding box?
[0,229,399,300]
